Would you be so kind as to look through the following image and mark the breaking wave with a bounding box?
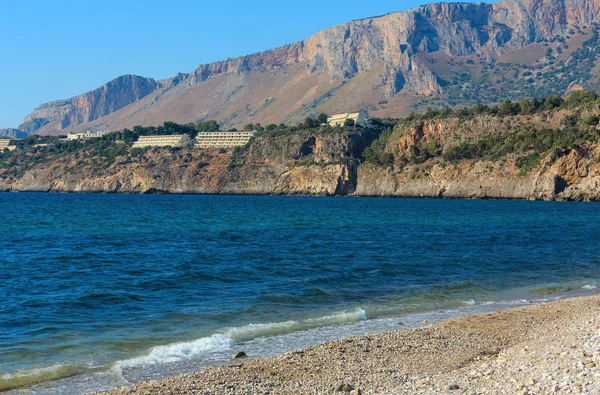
[0,364,81,392]
[114,334,234,369]
[114,308,368,369]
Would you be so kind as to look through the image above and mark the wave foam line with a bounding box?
[114,334,234,370]
[114,308,368,369]
[582,282,597,290]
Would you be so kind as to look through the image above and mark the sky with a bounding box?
[0,0,493,128]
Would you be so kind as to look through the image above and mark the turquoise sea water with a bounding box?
[1,193,600,394]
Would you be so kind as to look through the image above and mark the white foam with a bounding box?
[582,283,597,290]
[223,308,368,342]
[463,299,476,305]
[114,334,233,369]
[112,308,370,371]
[224,321,303,342]
[303,308,367,327]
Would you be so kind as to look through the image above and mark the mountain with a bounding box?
[10,0,600,136]
[0,128,28,138]
[18,75,161,135]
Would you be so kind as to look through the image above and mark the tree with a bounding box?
[317,113,329,124]
[499,99,515,116]
[304,117,316,129]
[519,99,533,115]
[197,120,220,132]
[344,118,355,127]
[244,124,255,131]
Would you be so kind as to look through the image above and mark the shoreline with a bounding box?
[90,294,600,394]
[0,189,597,203]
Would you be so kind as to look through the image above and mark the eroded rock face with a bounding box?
[182,0,591,97]
[13,0,600,136]
[3,114,600,200]
[0,128,27,138]
[0,129,374,197]
[19,75,160,134]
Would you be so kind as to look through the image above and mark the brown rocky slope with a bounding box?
[11,0,600,136]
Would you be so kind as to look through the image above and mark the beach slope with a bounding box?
[92,295,600,394]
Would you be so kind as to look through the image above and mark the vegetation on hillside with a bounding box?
[3,90,600,182]
[363,90,600,176]
[426,25,600,112]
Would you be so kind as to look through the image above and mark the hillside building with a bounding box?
[0,139,16,151]
[195,131,255,148]
[132,134,191,149]
[327,112,369,127]
[67,130,110,140]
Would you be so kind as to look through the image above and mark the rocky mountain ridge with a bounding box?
[0,128,27,139]
[9,0,600,136]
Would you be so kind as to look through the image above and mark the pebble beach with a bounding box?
[91,295,600,395]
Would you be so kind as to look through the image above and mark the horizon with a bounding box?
[0,0,494,129]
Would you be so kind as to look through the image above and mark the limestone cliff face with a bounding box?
[0,128,27,138]
[188,0,600,92]
[183,0,600,97]
[3,113,600,200]
[0,129,376,196]
[355,161,566,200]
[12,0,600,136]
[19,75,161,134]
[355,113,600,201]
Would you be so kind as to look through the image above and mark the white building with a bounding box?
[132,134,191,149]
[67,130,110,140]
[0,139,16,151]
[327,111,369,127]
[195,131,255,148]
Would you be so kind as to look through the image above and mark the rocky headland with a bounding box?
[2,92,600,201]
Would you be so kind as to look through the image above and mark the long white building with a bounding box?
[67,130,110,140]
[132,134,191,148]
[327,111,369,127]
[195,131,255,148]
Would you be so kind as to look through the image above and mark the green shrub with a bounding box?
[516,153,542,175]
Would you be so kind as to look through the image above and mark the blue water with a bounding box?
[1,193,600,394]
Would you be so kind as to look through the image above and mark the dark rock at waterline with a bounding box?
[232,351,247,360]
[143,188,170,195]
[336,383,354,392]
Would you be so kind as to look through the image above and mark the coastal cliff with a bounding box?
[0,128,376,196]
[2,92,600,201]
[9,0,600,135]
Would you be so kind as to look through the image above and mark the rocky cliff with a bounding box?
[18,75,161,134]
[0,128,378,196]
[11,0,600,136]
[2,97,600,201]
[0,128,27,138]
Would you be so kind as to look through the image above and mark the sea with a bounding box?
[1,193,600,394]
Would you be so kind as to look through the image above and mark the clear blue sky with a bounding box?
[0,0,493,128]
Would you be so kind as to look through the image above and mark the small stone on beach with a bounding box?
[336,383,354,392]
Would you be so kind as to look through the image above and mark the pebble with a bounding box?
[336,383,354,392]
